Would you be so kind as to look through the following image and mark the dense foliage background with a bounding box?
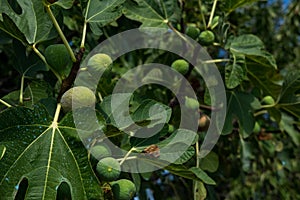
[0,0,299,199]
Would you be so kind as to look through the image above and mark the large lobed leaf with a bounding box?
[123,0,181,30]
[0,105,102,199]
[221,0,260,14]
[83,0,125,35]
[0,0,57,44]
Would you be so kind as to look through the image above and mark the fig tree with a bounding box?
[87,53,112,74]
[90,145,111,160]
[96,157,121,182]
[60,86,96,112]
[171,59,189,75]
[198,30,215,46]
[111,179,136,200]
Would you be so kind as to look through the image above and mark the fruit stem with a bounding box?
[167,22,193,48]
[119,147,136,165]
[198,0,207,28]
[254,110,268,117]
[45,5,76,62]
[32,44,62,83]
[207,0,218,28]
[0,99,12,108]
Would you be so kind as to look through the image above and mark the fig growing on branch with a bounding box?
[185,24,200,40]
[90,145,111,160]
[198,30,215,46]
[110,179,136,200]
[87,53,112,74]
[96,157,121,182]
[60,86,96,112]
[171,59,189,75]
[262,95,275,105]
[184,96,199,110]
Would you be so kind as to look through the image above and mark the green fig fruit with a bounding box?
[60,86,96,112]
[87,53,112,74]
[185,96,199,110]
[262,95,275,105]
[90,145,111,160]
[111,179,136,200]
[171,59,189,75]
[185,24,200,40]
[45,44,72,79]
[96,157,121,182]
[198,30,215,46]
[253,122,261,133]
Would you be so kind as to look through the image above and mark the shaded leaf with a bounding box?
[190,167,216,185]
[221,0,260,14]
[225,53,246,89]
[279,113,300,146]
[278,71,300,118]
[223,92,261,137]
[199,151,219,173]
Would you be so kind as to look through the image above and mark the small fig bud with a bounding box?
[90,145,111,160]
[171,59,189,75]
[184,96,199,110]
[262,95,275,105]
[60,86,96,112]
[198,114,210,131]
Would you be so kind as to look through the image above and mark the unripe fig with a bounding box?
[110,179,136,200]
[90,145,111,160]
[168,124,175,133]
[198,114,210,131]
[185,24,200,40]
[60,86,96,112]
[198,30,215,46]
[262,95,275,105]
[87,53,112,74]
[253,122,261,133]
[171,59,189,75]
[45,44,72,78]
[96,157,121,182]
[184,96,199,110]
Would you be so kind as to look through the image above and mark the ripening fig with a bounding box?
[87,53,112,74]
[90,145,111,160]
[110,179,136,200]
[198,30,215,46]
[60,86,96,112]
[184,96,199,110]
[96,157,121,182]
[262,95,275,105]
[171,59,189,75]
[198,114,210,131]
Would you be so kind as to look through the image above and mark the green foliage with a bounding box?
[0,0,299,199]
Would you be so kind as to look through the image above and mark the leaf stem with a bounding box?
[198,0,207,28]
[207,0,218,28]
[32,44,62,83]
[0,99,12,108]
[119,147,136,165]
[53,103,62,123]
[168,22,193,47]
[80,22,88,48]
[19,75,25,104]
[201,58,230,64]
[45,5,76,62]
